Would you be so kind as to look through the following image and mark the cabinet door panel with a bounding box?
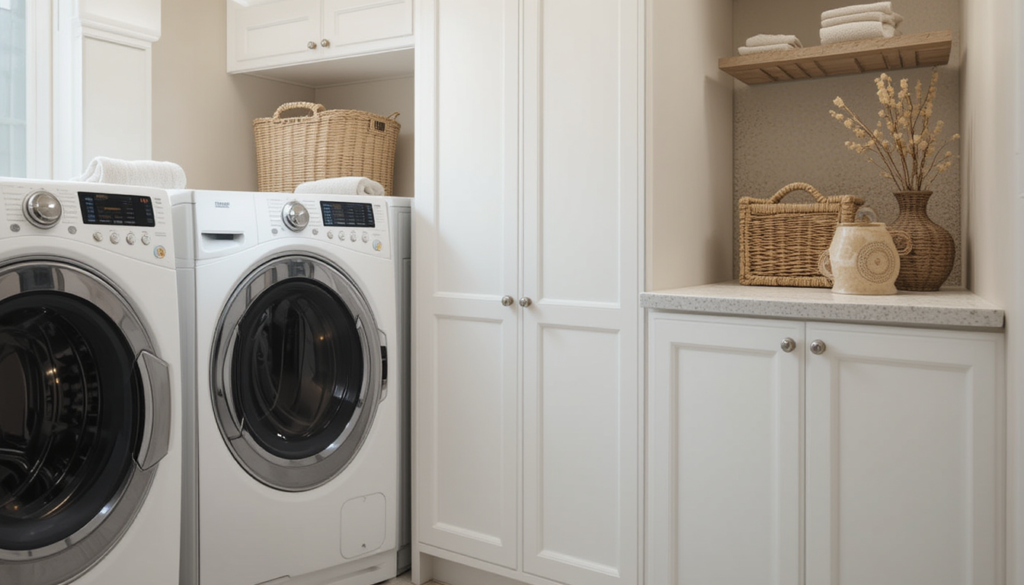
[415,0,520,570]
[322,0,413,48]
[522,1,641,584]
[228,0,320,63]
[648,313,802,585]
[805,323,1002,585]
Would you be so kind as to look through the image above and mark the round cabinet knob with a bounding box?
[307,41,317,50]
[780,338,796,353]
[24,190,62,228]
[810,340,827,355]
[501,295,514,307]
[518,297,532,308]
[320,39,330,48]
[281,201,309,231]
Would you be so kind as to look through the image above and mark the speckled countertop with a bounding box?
[641,281,1004,330]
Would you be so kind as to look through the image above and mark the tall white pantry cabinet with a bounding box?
[412,1,643,585]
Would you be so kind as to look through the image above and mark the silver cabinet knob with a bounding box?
[281,201,309,231]
[307,41,317,50]
[501,295,514,307]
[810,340,827,355]
[24,190,62,228]
[320,39,330,48]
[519,297,532,308]
[780,338,796,353]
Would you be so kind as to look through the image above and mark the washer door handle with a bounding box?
[378,329,388,402]
[135,351,171,470]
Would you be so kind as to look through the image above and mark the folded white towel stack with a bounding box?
[74,156,187,189]
[294,177,385,196]
[820,2,903,45]
[737,33,803,56]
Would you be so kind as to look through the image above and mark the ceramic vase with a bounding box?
[889,191,955,291]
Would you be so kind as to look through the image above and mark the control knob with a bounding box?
[281,201,309,231]
[24,190,62,229]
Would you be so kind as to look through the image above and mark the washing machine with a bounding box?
[0,178,182,585]
[173,189,411,585]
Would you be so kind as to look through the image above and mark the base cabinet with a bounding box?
[648,311,1004,585]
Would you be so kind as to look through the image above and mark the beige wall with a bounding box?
[315,76,415,198]
[962,0,1020,579]
[645,0,734,290]
[732,0,963,287]
[152,0,313,190]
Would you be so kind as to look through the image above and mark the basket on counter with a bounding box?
[739,182,864,288]
[253,102,400,195]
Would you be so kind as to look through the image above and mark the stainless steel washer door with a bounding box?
[210,255,384,492]
[0,261,171,585]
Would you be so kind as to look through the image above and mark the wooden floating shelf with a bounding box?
[719,30,952,85]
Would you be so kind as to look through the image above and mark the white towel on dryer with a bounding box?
[294,177,385,196]
[74,156,187,189]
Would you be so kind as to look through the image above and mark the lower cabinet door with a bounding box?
[648,312,803,585]
[805,322,1003,585]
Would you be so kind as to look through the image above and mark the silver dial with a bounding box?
[23,190,62,228]
[281,201,309,231]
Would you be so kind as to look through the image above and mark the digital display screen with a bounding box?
[79,192,156,227]
[320,201,375,228]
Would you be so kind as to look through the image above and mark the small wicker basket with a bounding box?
[739,182,864,287]
[253,102,401,195]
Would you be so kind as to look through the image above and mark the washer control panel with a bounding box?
[256,195,393,258]
[1,181,174,264]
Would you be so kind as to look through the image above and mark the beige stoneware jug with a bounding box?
[819,222,912,295]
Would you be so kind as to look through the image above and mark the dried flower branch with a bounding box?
[830,69,959,192]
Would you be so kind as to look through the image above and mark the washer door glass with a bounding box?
[0,262,170,585]
[212,256,384,492]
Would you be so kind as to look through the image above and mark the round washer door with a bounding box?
[210,255,385,492]
[0,261,172,585]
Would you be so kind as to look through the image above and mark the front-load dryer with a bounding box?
[0,179,182,585]
[173,190,410,585]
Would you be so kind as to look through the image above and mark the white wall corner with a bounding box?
[77,0,161,42]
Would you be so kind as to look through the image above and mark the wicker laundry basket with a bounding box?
[253,102,401,195]
[739,182,864,287]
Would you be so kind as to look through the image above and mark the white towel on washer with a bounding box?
[294,177,385,196]
[74,156,187,189]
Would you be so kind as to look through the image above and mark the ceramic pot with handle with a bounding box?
[819,222,912,295]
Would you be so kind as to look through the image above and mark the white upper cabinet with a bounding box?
[227,0,413,76]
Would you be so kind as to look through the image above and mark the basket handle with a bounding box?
[767,182,828,204]
[272,102,326,119]
[386,112,400,120]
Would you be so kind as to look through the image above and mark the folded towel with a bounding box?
[74,156,187,189]
[820,21,897,45]
[822,1,893,20]
[745,34,803,48]
[738,43,799,55]
[822,10,902,27]
[294,177,385,196]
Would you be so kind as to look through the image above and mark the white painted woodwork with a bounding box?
[414,0,519,571]
[226,0,413,76]
[520,1,640,584]
[648,312,1003,585]
[805,322,1003,585]
[323,0,413,48]
[648,312,802,585]
[414,1,642,584]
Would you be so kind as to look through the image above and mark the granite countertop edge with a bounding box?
[641,282,1005,330]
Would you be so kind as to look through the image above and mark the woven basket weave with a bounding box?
[739,182,864,287]
[253,102,401,195]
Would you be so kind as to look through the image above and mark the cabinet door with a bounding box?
[227,0,320,66]
[647,313,803,585]
[322,0,413,49]
[414,0,521,570]
[520,1,642,584]
[805,323,1003,585]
